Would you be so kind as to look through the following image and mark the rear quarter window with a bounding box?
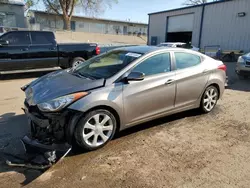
[174,52,201,70]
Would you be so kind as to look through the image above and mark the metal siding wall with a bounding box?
[168,14,194,32]
[0,4,25,28]
[201,0,250,52]
[148,7,202,46]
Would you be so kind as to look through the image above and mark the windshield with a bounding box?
[73,50,143,79]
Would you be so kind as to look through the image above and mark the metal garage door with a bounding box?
[168,14,194,32]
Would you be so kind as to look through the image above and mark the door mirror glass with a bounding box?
[0,40,9,46]
[126,71,145,81]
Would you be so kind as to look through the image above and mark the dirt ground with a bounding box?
[0,63,250,188]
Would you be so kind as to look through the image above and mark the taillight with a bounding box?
[218,64,227,71]
[96,46,100,55]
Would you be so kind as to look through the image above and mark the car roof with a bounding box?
[114,45,195,54]
[160,42,185,44]
[3,30,53,34]
[116,45,161,54]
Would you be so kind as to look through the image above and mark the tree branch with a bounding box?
[69,0,76,18]
[45,0,60,14]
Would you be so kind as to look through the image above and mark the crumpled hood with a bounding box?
[25,70,105,105]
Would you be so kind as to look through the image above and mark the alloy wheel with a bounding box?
[203,87,218,112]
[82,113,114,147]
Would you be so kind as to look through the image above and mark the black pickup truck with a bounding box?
[0,31,100,72]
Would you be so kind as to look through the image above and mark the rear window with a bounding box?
[31,32,55,45]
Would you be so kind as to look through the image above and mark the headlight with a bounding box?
[238,56,245,64]
[37,92,88,112]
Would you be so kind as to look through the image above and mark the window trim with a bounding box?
[0,31,31,46]
[128,52,173,78]
[172,51,202,71]
[30,32,55,45]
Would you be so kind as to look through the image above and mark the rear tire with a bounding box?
[200,86,219,113]
[71,57,85,69]
[75,109,117,151]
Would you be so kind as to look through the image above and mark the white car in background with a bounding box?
[157,42,200,52]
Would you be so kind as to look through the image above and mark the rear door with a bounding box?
[0,31,31,71]
[28,32,58,68]
[173,52,209,108]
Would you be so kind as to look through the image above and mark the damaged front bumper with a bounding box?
[6,100,82,169]
[23,100,82,145]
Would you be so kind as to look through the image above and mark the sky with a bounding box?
[99,0,185,23]
[30,0,201,24]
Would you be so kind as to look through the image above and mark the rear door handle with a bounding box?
[49,47,56,50]
[21,48,29,51]
[165,79,175,85]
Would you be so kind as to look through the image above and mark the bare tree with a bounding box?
[1,0,117,30]
[183,0,220,6]
[42,0,118,30]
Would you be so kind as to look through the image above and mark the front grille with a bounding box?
[246,61,250,66]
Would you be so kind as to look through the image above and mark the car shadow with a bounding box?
[0,112,42,186]
[115,108,203,139]
[224,62,250,92]
[0,70,57,80]
[71,108,207,156]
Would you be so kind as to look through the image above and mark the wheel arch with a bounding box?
[207,83,221,99]
[84,105,121,134]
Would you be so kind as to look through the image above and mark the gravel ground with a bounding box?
[0,62,250,188]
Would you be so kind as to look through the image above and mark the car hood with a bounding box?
[25,70,105,105]
[242,53,250,61]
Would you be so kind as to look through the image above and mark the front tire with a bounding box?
[200,86,219,113]
[75,109,117,151]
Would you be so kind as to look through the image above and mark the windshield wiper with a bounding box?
[73,72,97,80]
[71,72,89,79]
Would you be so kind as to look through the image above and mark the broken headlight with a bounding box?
[37,92,88,112]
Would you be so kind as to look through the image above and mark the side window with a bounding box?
[31,32,55,45]
[174,52,201,70]
[1,32,31,45]
[133,53,171,76]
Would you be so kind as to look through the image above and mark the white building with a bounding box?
[28,10,148,36]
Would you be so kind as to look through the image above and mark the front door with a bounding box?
[123,26,128,35]
[123,52,176,125]
[71,21,76,31]
[173,52,209,108]
[0,31,31,71]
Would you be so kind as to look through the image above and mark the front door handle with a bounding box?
[165,79,175,85]
[21,48,29,51]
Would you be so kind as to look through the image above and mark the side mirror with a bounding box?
[0,40,9,46]
[126,71,145,81]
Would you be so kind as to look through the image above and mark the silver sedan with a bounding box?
[23,46,227,151]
